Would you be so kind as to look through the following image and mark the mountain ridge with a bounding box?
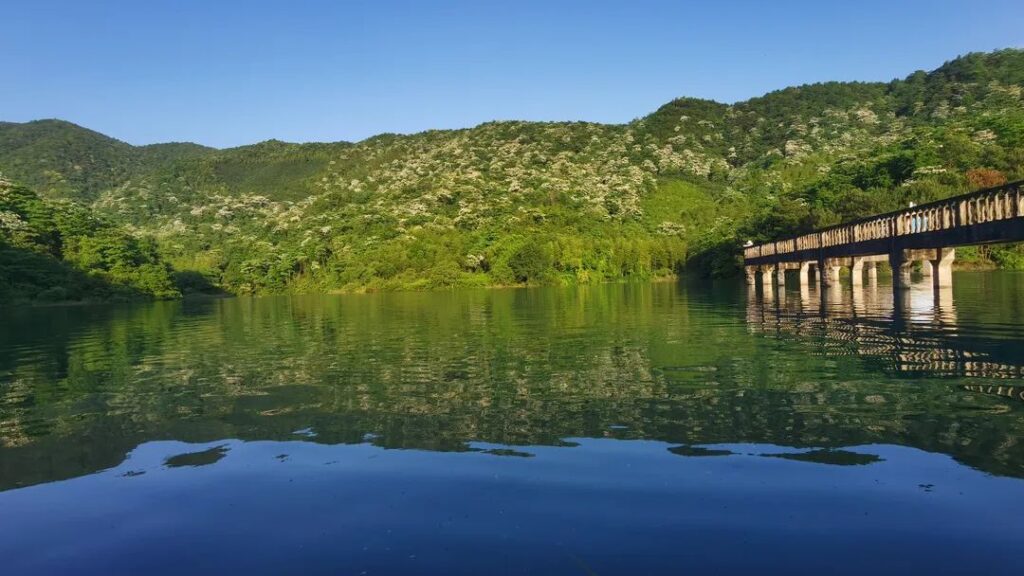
[2,48,1024,300]
[6,47,1021,152]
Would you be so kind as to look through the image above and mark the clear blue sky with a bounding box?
[3,0,1022,148]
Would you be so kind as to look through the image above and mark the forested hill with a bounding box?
[2,49,1024,301]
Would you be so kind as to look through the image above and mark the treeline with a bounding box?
[204,227,688,293]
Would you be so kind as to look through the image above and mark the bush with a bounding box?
[507,242,552,283]
[990,245,1024,269]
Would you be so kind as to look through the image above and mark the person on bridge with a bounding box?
[909,202,922,233]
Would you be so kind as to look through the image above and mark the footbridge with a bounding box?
[744,180,1024,292]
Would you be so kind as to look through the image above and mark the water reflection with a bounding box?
[1,277,1024,495]
[746,277,1024,379]
[4,437,1023,576]
[2,278,1024,574]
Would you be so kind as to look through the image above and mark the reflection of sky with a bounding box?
[1,438,1023,575]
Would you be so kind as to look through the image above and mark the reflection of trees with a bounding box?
[2,280,1024,491]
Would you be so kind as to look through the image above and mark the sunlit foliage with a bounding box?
[3,49,1024,296]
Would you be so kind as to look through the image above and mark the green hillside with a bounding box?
[0,119,215,204]
[0,178,179,302]
[2,49,1024,300]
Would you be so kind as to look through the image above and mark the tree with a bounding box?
[965,168,1007,190]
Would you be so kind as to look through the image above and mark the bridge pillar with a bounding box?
[889,251,913,290]
[851,257,865,286]
[931,248,955,289]
[775,265,787,289]
[759,265,775,293]
[866,262,878,285]
[798,262,812,287]
[744,266,757,286]
[818,259,840,287]
[921,259,933,278]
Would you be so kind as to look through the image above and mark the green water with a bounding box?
[1,273,1023,574]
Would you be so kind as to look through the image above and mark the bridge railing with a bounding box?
[744,180,1024,261]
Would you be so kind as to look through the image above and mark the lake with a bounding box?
[2,273,1023,575]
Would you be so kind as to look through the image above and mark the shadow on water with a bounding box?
[164,445,230,468]
[1,274,1024,490]
[762,449,884,466]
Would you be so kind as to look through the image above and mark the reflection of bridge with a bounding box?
[962,384,1024,403]
[744,181,1024,296]
[745,281,1024,380]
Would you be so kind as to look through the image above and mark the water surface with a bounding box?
[2,273,1023,574]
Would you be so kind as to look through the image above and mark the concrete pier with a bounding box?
[799,261,813,286]
[851,257,865,284]
[889,252,914,291]
[931,248,955,288]
[819,259,841,287]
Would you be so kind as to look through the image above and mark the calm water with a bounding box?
[2,273,1024,575]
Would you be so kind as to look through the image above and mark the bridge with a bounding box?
[744,180,1024,293]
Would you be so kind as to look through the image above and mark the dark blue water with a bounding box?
[2,273,1023,574]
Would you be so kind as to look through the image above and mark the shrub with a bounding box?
[507,242,552,283]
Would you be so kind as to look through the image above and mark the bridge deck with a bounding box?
[744,180,1024,267]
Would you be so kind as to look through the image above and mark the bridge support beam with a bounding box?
[889,251,913,290]
[775,265,787,289]
[851,257,865,286]
[818,259,841,287]
[851,256,885,286]
[759,265,775,294]
[798,261,813,286]
[744,266,756,286]
[931,248,955,289]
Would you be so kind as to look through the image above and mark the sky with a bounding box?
[3,0,1023,148]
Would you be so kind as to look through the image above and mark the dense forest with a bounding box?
[2,49,1024,302]
[0,180,179,302]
